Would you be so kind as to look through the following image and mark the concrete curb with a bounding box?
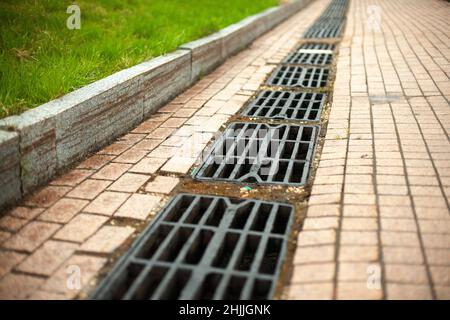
[0,0,312,210]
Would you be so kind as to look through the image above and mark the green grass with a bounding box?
[0,0,279,118]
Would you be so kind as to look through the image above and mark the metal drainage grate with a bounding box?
[296,43,336,51]
[304,22,344,39]
[266,65,329,88]
[283,48,333,66]
[193,122,319,186]
[92,194,294,300]
[241,90,326,121]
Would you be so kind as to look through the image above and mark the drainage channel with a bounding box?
[92,0,348,300]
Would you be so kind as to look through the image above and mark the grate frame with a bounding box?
[266,65,330,88]
[193,122,319,186]
[92,194,295,300]
[241,90,327,121]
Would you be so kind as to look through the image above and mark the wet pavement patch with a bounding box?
[266,65,330,88]
[91,193,294,299]
[193,122,319,186]
[241,90,326,121]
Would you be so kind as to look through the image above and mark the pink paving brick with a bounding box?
[38,198,89,223]
[144,175,180,194]
[24,186,72,208]
[113,149,148,164]
[67,179,112,200]
[50,169,93,186]
[53,214,108,243]
[0,274,44,300]
[129,157,167,174]
[115,194,162,220]
[77,154,114,170]
[161,156,197,174]
[91,163,131,180]
[39,255,107,299]
[0,215,28,232]
[7,206,44,220]
[83,191,131,216]
[0,251,26,278]
[2,221,60,252]
[16,240,78,276]
[80,225,135,254]
[107,173,150,192]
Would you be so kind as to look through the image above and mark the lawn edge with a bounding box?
[0,0,312,210]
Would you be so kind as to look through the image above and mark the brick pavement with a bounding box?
[288,0,450,300]
[0,0,329,299]
[0,0,449,300]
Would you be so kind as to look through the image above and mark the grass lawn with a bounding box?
[0,0,279,118]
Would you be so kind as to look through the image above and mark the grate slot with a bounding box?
[92,194,294,300]
[194,122,318,186]
[266,66,329,88]
[242,90,326,121]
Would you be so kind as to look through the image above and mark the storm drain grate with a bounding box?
[304,22,344,38]
[241,90,326,121]
[193,122,319,186]
[296,43,336,51]
[283,48,333,66]
[92,194,294,300]
[266,65,329,88]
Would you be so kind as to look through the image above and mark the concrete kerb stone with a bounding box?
[0,0,310,210]
[141,50,192,117]
[0,130,21,206]
[179,34,224,83]
[0,111,57,196]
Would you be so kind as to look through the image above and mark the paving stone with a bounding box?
[293,245,335,264]
[16,240,78,276]
[107,173,150,192]
[50,169,93,186]
[80,226,135,254]
[291,263,335,283]
[0,231,11,243]
[0,215,28,232]
[144,175,180,194]
[83,191,131,216]
[339,246,379,262]
[385,264,429,284]
[91,163,131,180]
[53,214,108,243]
[337,282,382,300]
[24,186,71,208]
[288,283,334,300]
[113,149,148,164]
[386,284,432,300]
[77,155,114,170]
[2,221,60,252]
[0,273,44,299]
[39,198,89,223]
[115,194,162,220]
[0,251,27,278]
[129,157,166,174]
[161,156,197,174]
[7,206,44,220]
[39,255,107,298]
[67,179,111,200]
